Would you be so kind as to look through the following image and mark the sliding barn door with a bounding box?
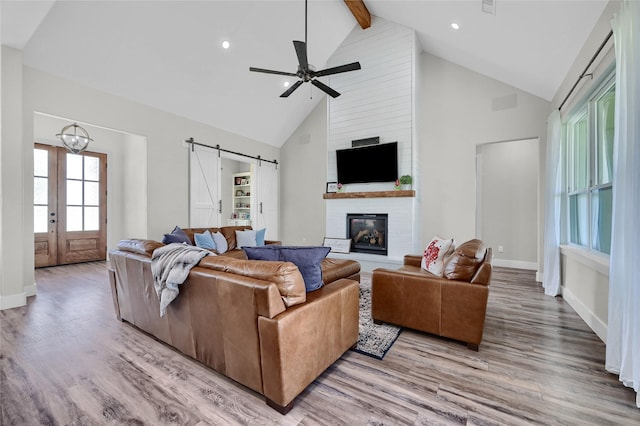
[189,144,221,227]
[255,161,279,240]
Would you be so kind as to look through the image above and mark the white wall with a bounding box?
[1,63,279,309]
[280,27,550,272]
[280,99,328,246]
[1,46,26,309]
[420,53,550,254]
[33,113,147,250]
[327,17,414,187]
[477,138,539,269]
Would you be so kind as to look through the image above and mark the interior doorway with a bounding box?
[476,138,539,270]
[34,144,107,267]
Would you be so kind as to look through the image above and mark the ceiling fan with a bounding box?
[249,0,361,98]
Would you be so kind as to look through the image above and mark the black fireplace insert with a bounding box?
[347,213,388,255]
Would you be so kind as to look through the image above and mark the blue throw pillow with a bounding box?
[255,228,266,246]
[194,230,216,250]
[211,231,228,254]
[161,226,191,245]
[244,246,331,292]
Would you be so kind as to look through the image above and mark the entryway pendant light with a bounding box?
[57,123,93,154]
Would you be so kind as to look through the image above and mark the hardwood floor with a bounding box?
[2,263,639,425]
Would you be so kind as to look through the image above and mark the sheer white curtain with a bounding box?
[606,0,640,409]
[542,110,562,296]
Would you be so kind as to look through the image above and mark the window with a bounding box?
[566,78,614,254]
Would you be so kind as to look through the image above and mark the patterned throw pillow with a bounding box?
[421,236,454,276]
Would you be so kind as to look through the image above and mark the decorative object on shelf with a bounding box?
[399,175,412,190]
[393,179,401,190]
[236,190,245,196]
[235,177,242,185]
[323,237,351,254]
[56,123,93,154]
[326,182,338,193]
[337,183,344,192]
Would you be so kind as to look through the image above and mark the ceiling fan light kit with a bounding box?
[249,0,361,98]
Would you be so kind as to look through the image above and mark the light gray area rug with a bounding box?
[353,277,402,360]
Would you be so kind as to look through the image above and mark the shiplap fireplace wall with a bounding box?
[325,17,421,271]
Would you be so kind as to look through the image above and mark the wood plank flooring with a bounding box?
[1,262,639,425]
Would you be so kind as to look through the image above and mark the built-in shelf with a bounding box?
[323,190,415,200]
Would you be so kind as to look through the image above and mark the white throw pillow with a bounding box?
[236,229,257,248]
[211,231,228,254]
[421,236,454,276]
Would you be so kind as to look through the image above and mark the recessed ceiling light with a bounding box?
[222,40,230,49]
[283,81,290,88]
[451,22,460,30]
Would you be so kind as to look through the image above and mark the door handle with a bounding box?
[218,200,222,214]
[260,202,263,214]
[50,219,56,223]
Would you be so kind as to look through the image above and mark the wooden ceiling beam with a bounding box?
[344,0,371,30]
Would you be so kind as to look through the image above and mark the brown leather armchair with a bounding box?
[371,239,492,350]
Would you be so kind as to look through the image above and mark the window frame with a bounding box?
[565,73,615,255]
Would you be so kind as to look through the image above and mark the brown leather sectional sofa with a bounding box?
[108,226,361,414]
[371,239,493,350]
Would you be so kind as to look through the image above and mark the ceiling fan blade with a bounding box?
[293,40,308,70]
[249,67,297,77]
[280,80,304,98]
[311,79,341,98]
[313,62,361,77]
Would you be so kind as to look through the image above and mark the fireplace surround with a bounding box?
[347,213,388,255]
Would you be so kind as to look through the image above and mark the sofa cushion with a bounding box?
[236,229,257,248]
[194,230,217,250]
[221,226,252,251]
[244,246,331,292]
[443,239,487,282]
[212,231,228,254]
[161,226,192,245]
[198,256,306,307]
[255,228,266,246]
[117,239,165,256]
[421,236,454,276]
[183,227,221,245]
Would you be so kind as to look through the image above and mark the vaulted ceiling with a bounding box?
[1,0,609,147]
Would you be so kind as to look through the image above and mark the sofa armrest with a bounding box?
[257,279,359,409]
[116,239,164,256]
[404,254,422,267]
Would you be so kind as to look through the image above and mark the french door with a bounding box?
[34,144,107,267]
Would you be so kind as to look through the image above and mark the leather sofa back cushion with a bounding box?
[117,239,165,256]
[198,256,306,307]
[243,246,331,292]
[443,239,487,282]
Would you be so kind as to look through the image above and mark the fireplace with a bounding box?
[347,213,388,255]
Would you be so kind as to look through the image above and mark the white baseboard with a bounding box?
[562,285,607,343]
[24,283,37,297]
[0,292,26,310]
[535,271,543,282]
[492,258,537,270]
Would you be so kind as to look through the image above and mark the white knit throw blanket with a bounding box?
[151,243,213,317]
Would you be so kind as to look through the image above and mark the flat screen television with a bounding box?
[336,142,398,184]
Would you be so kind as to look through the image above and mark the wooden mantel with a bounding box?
[323,190,415,199]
